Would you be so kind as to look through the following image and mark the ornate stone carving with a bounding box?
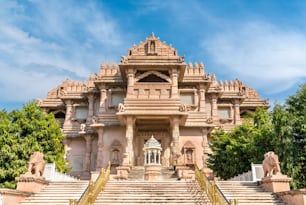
[118,103,125,112]
[80,123,86,132]
[262,151,281,177]
[25,152,46,178]
[121,56,128,64]
[179,104,189,112]
[92,115,98,124]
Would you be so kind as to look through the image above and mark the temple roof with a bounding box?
[127,32,178,57]
[144,135,162,149]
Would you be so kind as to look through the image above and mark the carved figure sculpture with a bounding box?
[80,123,86,132]
[118,103,125,112]
[27,152,45,177]
[92,116,97,124]
[262,151,281,177]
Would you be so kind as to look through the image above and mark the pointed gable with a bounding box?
[128,32,178,57]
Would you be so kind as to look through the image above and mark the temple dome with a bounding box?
[144,135,161,149]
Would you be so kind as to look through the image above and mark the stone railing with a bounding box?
[64,80,88,93]
[195,165,237,205]
[98,63,120,77]
[227,163,263,182]
[69,162,111,205]
[184,62,205,76]
[43,163,79,181]
[218,80,241,92]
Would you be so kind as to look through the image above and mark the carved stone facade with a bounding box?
[40,33,269,179]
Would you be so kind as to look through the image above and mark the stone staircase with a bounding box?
[94,180,211,205]
[19,181,88,205]
[127,166,144,180]
[216,181,287,205]
[127,166,178,181]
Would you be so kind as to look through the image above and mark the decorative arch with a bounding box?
[110,140,122,165]
[183,141,196,165]
[135,71,171,83]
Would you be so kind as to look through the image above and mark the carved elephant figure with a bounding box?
[27,151,46,177]
[262,151,281,177]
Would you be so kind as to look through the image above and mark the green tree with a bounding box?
[207,84,305,189]
[0,101,68,188]
[208,108,276,180]
[208,123,256,179]
[273,84,306,189]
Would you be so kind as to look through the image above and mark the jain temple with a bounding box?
[39,33,269,179]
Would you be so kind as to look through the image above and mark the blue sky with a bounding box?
[1,0,306,111]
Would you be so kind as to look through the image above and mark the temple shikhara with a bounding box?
[40,33,269,179]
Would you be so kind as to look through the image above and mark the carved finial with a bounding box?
[219,80,223,87]
[212,74,216,82]
[101,62,106,70]
[151,32,155,38]
[200,62,205,73]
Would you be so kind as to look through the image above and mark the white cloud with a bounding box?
[0,0,128,105]
[203,22,306,94]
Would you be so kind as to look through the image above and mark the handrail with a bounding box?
[194,165,238,205]
[69,162,111,205]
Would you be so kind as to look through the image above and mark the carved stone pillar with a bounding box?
[233,99,241,125]
[201,128,209,168]
[99,87,107,114]
[83,135,92,173]
[211,94,218,121]
[201,128,213,177]
[63,138,71,161]
[127,69,135,95]
[125,116,135,165]
[170,68,179,98]
[171,116,180,159]
[86,94,94,125]
[199,86,206,112]
[96,128,104,170]
[64,100,73,127]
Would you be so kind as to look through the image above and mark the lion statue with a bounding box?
[262,151,281,177]
[27,152,46,177]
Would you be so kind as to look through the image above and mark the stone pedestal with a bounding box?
[202,167,214,180]
[144,165,161,180]
[115,166,130,180]
[16,176,48,193]
[261,174,291,193]
[176,165,195,180]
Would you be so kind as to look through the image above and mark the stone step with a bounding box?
[216,181,287,205]
[94,180,210,205]
[19,180,88,205]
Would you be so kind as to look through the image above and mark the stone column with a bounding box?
[171,116,180,158]
[99,86,107,114]
[233,99,241,125]
[64,100,73,127]
[86,94,94,125]
[144,152,147,165]
[125,116,135,165]
[170,68,179,98]
[96,128,104,170]
[63,138,71,162]
[127,69,135,95]
[83,135,92,174]
[194,89,199,111]
[211,94,218,121]
[199,86,206,112]
[201,128,213,177]
[201,128,209,168]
